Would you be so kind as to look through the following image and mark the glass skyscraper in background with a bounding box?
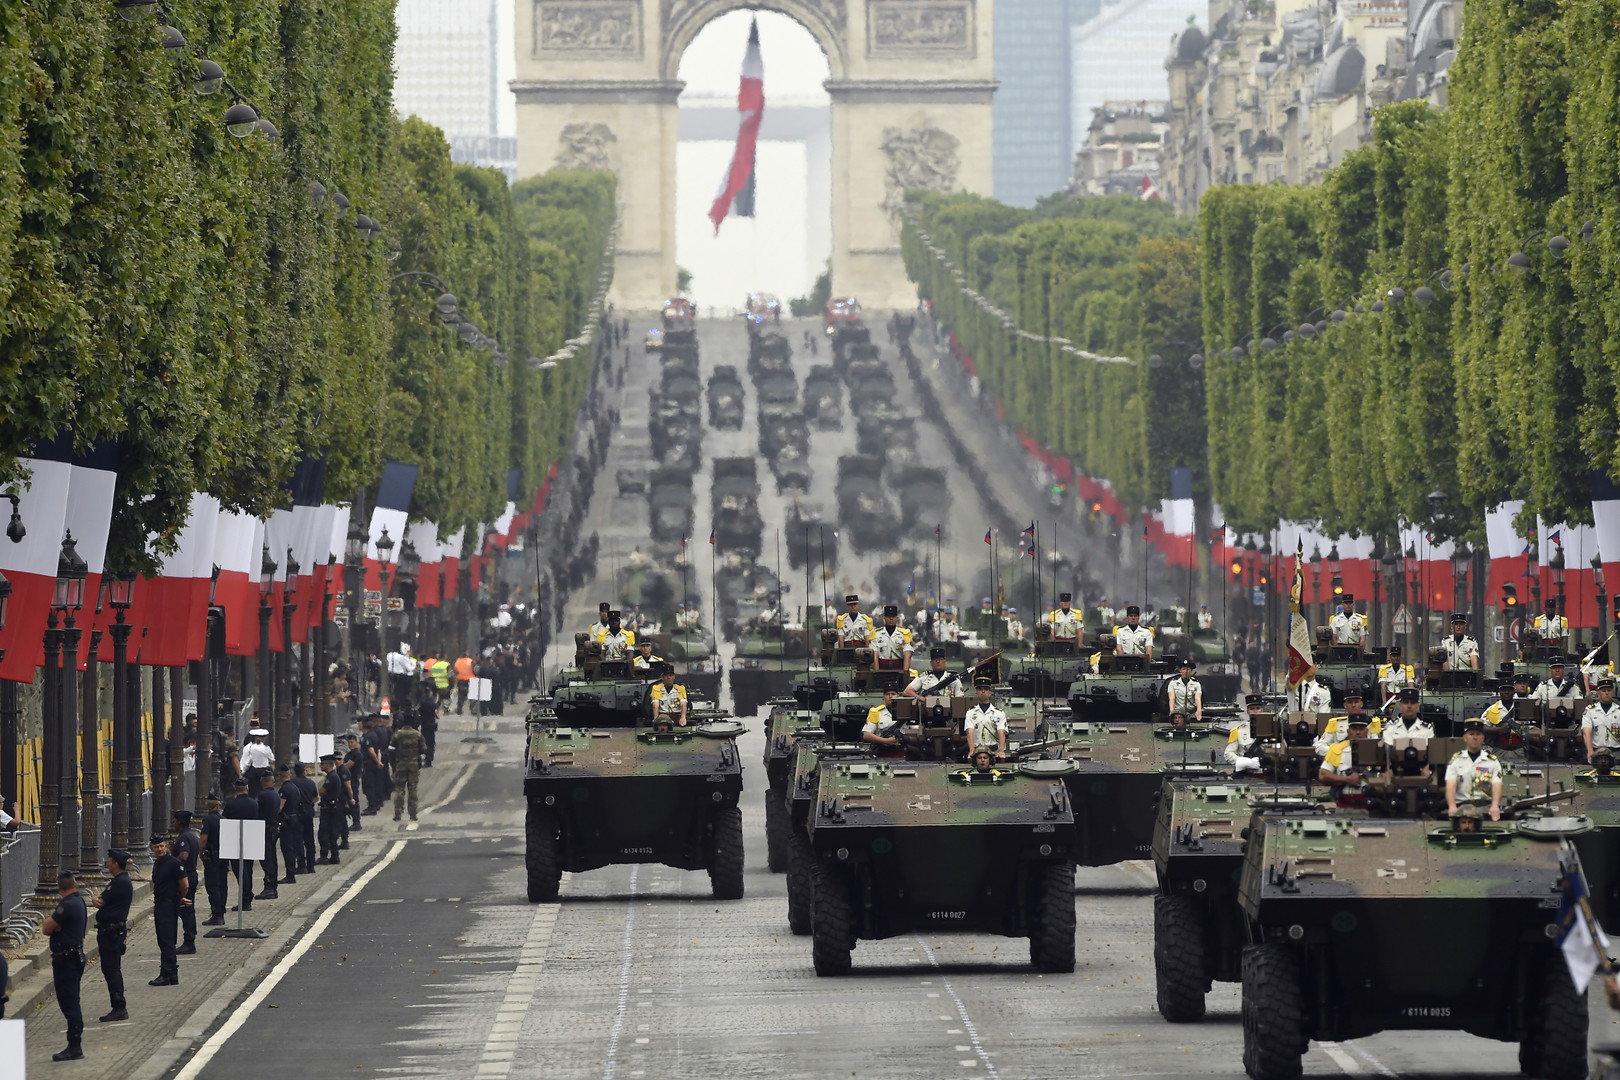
[1070,0,1204,155]
[993,0,1099,208]
[394,0,518,182]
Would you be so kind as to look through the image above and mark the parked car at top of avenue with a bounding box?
[745,292,781,328]
[707,365,745,429]
[661,296,697,345]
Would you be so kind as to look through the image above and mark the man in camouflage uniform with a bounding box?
[390,716,427,822]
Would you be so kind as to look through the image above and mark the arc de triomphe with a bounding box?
[513,0,996,311]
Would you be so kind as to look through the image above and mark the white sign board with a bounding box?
[298,734,335,762]
[468,677,493,702]
[218,818,266,861]
[0,1019,24,1080]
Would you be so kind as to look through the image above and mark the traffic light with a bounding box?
[1230,559,1242,577]
[1332,575,1344,596]
[1501,583,1517,609]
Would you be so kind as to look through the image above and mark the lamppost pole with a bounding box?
[195,571,221,815]
[80,615,103,876]
[257,545,275,756]
[317,555,335,735]
[278,548,298,767]
[345,514,366,711]
[109,599,131,849]
[37,608,61,891]
[58,591,82,878]
[376,526,396,706]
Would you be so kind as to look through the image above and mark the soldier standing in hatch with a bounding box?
[596,610,635,661]
[1446,719,1503,821]
[1440,612,1481,671]
[1114,605,1154,661]
[1583,677,1620,760]
[91,848,133,1022]
[836,594,874,646]
[1166,658,1203,721]
[392,714,427,822]
[871,604,913,672]
[1329,594,1366,647]
[904,647,965,703]
[650,664,690,727]
[1044,592,1083,648]
[1378,645,1416,703]
[964,678,1008,759]
[44,870,88,1060]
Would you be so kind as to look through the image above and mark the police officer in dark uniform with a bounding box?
[91,848,133,1022]
[342,732,364,834]
[277,764,302,885]
[199,792,227,925]
[292,761,319,873]
[256,770,284,898]
[43,869,88,1060]
[223,777,260,909]
[149,834,188,986]
[417,687,438,768]
[318,754,344,864]
[172,810,200,953]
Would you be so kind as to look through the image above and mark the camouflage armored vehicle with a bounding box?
[1067,639,1171,721]
[550,643,656,728]
[785,738,872,934]
[747,329,792,375]
[759,408,808,462]
[802,364,843,429]
[836,455,899,553]
[1418,665,1499,736]
[615,467,647,497]
[646,465,694,544]
[728,623,807,718]
[706,365,745,429]
[763,700,826,872]
[711,457,764,556]
[770,445,812,495]
[523,695,746,903]
[1237,805,1592,1080]
[804,751,1081,975]
[1006,626,1089,698]
[1055,715,1227,865]
[785,501,836,569]
[1308,632,1378,707]
[892,464,949,531]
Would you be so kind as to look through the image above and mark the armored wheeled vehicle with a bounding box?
[1006,627,1089,698]
[771,445,812,494]
[729,623,808,718]
[523,692,746,903]
[759,408,808,462]
[1237,806,1592,1080]
[892,464,949,531]
[748,329,792,374]
[786,501,836,570]
[1418,666,1499,736]
[712,457,764,556]
[1308,634,1378,707]
[706,365,744,429]
[763,700,825,872]
[615,467,647,497]
[785,738,871,934]
[755,369,797,411]
[646,465,694,544]
[802,364,843,429]
[549,643,656,728]
[805,752,1081,975]
[1068,641,1171,721]
[836,455,899,553]
[660,296,697,346]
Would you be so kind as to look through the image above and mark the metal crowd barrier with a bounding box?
[0,824,43,946]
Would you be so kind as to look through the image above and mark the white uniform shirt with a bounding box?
[1046,608,1083,640]
[1329,611,1366,646]
[1378,663,1417,697]
[1382,713,1435,742]
[586,620,610,640]
[632,653,664,671]
[1445,749,1503,801]
[1532,614,1568,642]
[1296,680,1332,714]
[1224,720,1261,769]
[386,650,417,676]
[965,703,1007,748]
[862,704,895,735]
[871,625,912,664]
[1196,610,1213,630]
[937,618,960,643]
[241,742,275,772]
[1115,624,1153,657]
[837,611,874,644]
[1583,701,1620,750]
[905,669,965,699]
[1166,676,1202,716]
[597,629,634,660]
[1440,634,1480,670]
[1533,676,1582,707]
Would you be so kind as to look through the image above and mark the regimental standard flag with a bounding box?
[707,19,763,235]
[984,527,992,546]
[1556,843,1612,992]
[1287,538,1314,687]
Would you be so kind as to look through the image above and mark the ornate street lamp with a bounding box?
[257,544,277,756]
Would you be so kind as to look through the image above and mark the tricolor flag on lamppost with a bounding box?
[707,19,763,234]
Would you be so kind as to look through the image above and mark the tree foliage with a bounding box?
[0,0,614,565]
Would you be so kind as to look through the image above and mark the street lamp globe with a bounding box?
[54,532,88,612]
[259,544,277,597]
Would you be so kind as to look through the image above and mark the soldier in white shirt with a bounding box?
[596,612,635,660]
[1114,605,1154,660]
[1377,646,1416,703]
[1534,655,1581,703]
[905,647,966,702]
[964,679,1007,758]
[1329,594,1367,647]
[1382,687,1434,742]
[1044,592,1083,646]
[585,601,612,641]
[1313,687,1380,756]
[1439,612,1480,671]
[1583,678,1620,758]
[1099,597,1116,629]
[632,639,664,672]
[1445,720,1503,820]
[871,605,913,671]
[1196,603,1213,630]
[1531,600,1568,648]
[1295,671,1332,714]
[836,594,874,646]
[1005,607,1025,642]
[1166,658,1203,721]
[936,608,960,643]
[241,727,275,782]
[861,687,903,750]
[1225,693,1268,772]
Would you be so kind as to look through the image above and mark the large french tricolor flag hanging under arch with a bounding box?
[707,18,763,235]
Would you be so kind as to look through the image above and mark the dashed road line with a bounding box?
[603,866,641,1080]
[917,937,1000,1078]
[473,871,572,1078]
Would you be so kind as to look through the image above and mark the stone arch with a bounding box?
[659,1,847,81]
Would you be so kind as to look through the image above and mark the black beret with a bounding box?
[233,777,250,789]
[598,601,611,611]
[171,810,193,825]
[930,646,946,659]
[107,848,130,866]
[1179,657,1195,668]
[1341,594,1354,604]
[319,753,337,763]
[1450,611,1467,622]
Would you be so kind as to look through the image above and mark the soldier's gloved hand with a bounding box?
[1235,756,1263,772]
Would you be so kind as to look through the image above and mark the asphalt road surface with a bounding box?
[42,316,1610,1078]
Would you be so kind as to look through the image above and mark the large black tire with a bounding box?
[1029,861,1077,973]
[525,802,561,903]
[811,862,855,975]
[1241,944,1307,1080]
[787,830,813,935]
[765,784,789,873]
[1524,948,1588,1080]
[1154,894,1209,1021]
[707,804,745,900]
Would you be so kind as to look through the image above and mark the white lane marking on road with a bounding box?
[916,937,1000,1080]
[174,839,408,1080]
[421,761,479,816]
[1320,1042,1366,1074]
[473,872,572,1078]
[1347,1043,1397,1076]
[602,866,641,1080]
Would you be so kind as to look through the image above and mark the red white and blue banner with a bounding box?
[707,19,763,234]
